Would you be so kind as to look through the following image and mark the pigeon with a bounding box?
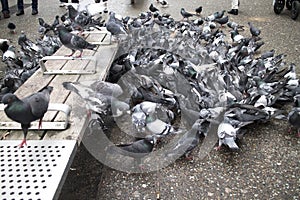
[149,3,159,12]
[214,15,229,27]
[1,86,53,147]
[38,18,52,34]
[0,39,10,53]
[2,45,16,61]
[180,8,194,20]
[106,12,127,37]
[248,22,261,37]
[227,21,244,30]
[216,119,239,150]
[157,0,168,7]
[166,120,202,160]
[51,15,60,31]
[62,80,128,118]
[131,101,159,132]
[231,28,244,43]
[107,135,157,168]
[195,6,202,15]
[288,94,300,137]
[261,49,275,59]
[67,5,80,22]
[7,22,16,34]
[56,25,97,57]
[206,10,225,21]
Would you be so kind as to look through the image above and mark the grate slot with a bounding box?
[0,140,76,200]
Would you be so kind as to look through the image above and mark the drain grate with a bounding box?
[0,140,77,200]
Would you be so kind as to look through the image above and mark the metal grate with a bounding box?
[0,140,77,200]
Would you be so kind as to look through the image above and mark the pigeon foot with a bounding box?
[18,139,27,148]
[214,146,222,151]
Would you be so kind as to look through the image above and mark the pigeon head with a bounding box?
[144,135,158,145]
[132,111,147,132]
[293,94,300,107]
[0,39,10,53]
[1,93,19,105]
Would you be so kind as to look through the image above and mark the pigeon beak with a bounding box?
[224,137,239,150]
[0,104,7,109]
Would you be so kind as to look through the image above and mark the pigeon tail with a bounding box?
[224,137,239,150]
[86,43,97,51]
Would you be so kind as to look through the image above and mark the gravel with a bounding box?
[0,0,297,199]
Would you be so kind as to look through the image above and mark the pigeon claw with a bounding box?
[214,146,222,151]
[18,139,27,148]
[75,53,82,58]
[185,155,194,161]
[65,53,74,57]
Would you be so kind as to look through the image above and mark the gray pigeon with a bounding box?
[216,119,239,150]
[248,22,261,37]
[106,12,127,37]
[38,17,52,34]
[63,80,128,117]
[2,86,53,147]
[67,5,79,22]
[56,25,97,57]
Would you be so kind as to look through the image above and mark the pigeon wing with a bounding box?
[23,86,52,119]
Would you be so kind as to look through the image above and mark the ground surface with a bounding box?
[0,0,299,199]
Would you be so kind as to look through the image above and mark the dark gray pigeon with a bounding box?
[195,6,202,15]
[157,0,168,7]
[248,22,261,37]
[107,135,157,168]
[2,86,53,147]
[7,22,16,34]
[0,39,10,53]
[51,15,60,31]
[149,3,159,12]
[165,120,203,160]
[180,8,194,19]
[56,25,97,57]
[214,15,229,27]
[288,94,300,137]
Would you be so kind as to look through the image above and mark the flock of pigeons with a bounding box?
[0,33,60,95]
[0,2,108,96]
[0,2,109,147]
[0,2,299,165]
[62,3,300,165]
